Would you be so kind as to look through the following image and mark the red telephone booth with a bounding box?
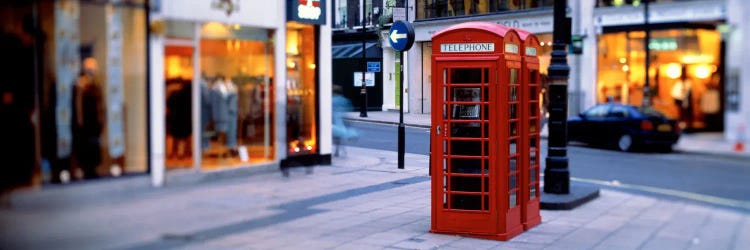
[429,22,526,241]
[516,29,542,230]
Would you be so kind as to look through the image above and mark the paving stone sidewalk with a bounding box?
[1,146,748,250]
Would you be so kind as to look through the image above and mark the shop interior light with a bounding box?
[621,65,629,72]
[202,22,231,39]
[694,64,714,79]
[665,63,682,79]
[619,57,627,64]
[286,29,300,56]
[681,54,714,64]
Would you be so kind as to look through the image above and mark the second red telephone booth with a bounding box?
[430,22,528,241]
[516,29,542,230]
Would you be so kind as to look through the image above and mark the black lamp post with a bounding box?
[642,0,652,108]
[541,0,599,210]
[544,0,572,194]
[359,1,368,117]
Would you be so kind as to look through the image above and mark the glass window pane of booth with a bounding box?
[445,67,490,211]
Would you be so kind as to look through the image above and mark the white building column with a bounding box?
[576,0,597,114]
[406,43,422,113]
[319,1,333,155]
[274,0,288,161]
[403,47,410,113]
[726,0,750,144]
[149,17,166,187]
[191,22,202,170]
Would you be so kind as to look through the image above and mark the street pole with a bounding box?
[397,0,408,169]
[642,0,651,108]
[398,50,405,169]
[544,0,571,194]
[360,0,368,117]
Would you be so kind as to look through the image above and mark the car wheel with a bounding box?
[617,134,633,152]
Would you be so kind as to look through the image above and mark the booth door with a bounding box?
[433,60,498,233]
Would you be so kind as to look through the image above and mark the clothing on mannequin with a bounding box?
[72,70,103,179]
[166,80,192,158]
[211,76,238,149]
[200,77,214,150]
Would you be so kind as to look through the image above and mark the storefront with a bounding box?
[596,27,723,131]
[591,0,726,132]
[149,0,331,186]
[392,9,554,114]
[1,0,149,187]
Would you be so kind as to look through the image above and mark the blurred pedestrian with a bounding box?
[332,85,358,157]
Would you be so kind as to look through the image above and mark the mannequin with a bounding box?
[200,74,213,151]
[166,79,192,159]
[212,75,238,157]
[73,58,103,179]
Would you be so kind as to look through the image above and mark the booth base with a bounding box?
[523,215,542,230]
[430,225,524,241]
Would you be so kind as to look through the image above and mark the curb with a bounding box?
[345,117,750,161]
[344,117,431,129]
[671,148,750,162]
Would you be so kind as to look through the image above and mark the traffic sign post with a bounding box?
[389,21,415,170]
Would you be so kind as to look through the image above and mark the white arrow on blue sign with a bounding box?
[388,21,415,52]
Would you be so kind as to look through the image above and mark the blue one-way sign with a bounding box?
[388,21,415,52]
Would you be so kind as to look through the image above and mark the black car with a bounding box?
[567,103,680,152]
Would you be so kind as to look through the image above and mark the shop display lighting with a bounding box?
[665,63,682,79]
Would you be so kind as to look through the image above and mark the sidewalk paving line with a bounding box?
[567,176,750,210]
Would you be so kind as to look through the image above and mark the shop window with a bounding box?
[193,24,276,169]
[596,29,722,131]
[286,23,318,156]
[31,1,149,183]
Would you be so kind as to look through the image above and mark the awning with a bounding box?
[332,42,379,59]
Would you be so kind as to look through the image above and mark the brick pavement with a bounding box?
[1,146,748,250]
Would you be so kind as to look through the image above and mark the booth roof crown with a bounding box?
[432,21,515,40]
